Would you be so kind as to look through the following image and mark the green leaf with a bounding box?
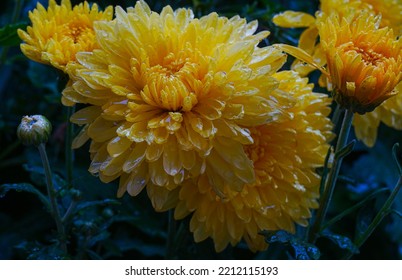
[261,229,293,243]
[261,230,320,260]
[292,242,320,260]
[323,188,388,230]
[23,163,67,191]
[0,22,27,46]
[75,199,121,213]
[15,241,67,260]
[0,183,50,211]
[321,232,359,254]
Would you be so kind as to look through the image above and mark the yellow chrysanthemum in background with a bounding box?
[273,0,402,146]
[273,0,402,80]
[18,0,113,71]
[318,11,402,114]
[172,71,333,252]
[63,1,292,207]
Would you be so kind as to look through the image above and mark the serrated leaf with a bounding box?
[261,230,320,259]
[290,242,320,260]
[0,22,27,46]
[0,183,50,211]
[291,243,310,260]
[322,232,359,254]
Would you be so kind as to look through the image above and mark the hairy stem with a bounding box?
[38,143,67,253]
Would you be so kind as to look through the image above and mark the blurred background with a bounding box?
[0,0,401,259]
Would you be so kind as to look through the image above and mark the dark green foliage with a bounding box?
[321,232,359,255]
[0,183,50,211]
[262,230,320,260]
[0,22,27,47]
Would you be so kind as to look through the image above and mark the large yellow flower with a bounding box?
[318,12,402,114]
[18,0,113,71]
[173,71,333,252]
[63,1,292,205]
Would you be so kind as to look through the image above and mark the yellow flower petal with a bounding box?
[272,11,316,28]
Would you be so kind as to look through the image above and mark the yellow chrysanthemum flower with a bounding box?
[274,1,402,146]
[172,71,333,252]
[318,12,402,114]
[18,0,113,71]
[63,1,292,205]
[273,0,402,79]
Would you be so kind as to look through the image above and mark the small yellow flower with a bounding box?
[173,71,333,252]
[274,0,402,147]
[18,0,113,71]
[63,1,292,204]
[318,12,402,114]
[273,0,402,80]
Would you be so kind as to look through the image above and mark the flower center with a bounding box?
[343,43,386,66]
[61,19,92,44]
[162,52,187,75]
[141,53,199,112]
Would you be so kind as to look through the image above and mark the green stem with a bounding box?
[308,109,354,243]
[322,188,388,230]
[331,104,343,128]
[62,199,78,223]
[165,210,177,259]
[65,106,75,189]
[344,176,402,259]
[38,143,67,253]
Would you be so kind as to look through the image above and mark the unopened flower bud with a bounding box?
[17,115,52,146]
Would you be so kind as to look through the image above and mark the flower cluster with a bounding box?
[273,0,402,146]
[18,0,333,251]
